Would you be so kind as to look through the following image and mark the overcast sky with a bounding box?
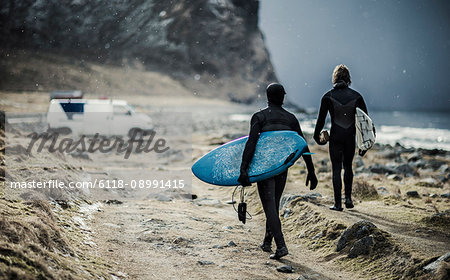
[259,0,450,111]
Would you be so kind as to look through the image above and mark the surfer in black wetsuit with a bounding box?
[313,64,368,211]
[238,83,318,259]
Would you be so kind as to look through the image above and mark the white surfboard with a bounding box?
[355,108,375,151]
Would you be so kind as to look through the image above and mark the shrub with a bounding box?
[353,180,379,200]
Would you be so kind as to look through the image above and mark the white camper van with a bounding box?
[47,99,153,136]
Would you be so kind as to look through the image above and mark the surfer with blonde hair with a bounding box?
[313,64,369,211]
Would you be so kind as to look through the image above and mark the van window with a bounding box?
[114,105,130,115]
[60,102,84,120]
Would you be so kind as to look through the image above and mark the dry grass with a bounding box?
[0,124,110,279]
[352,180,379,200]
[0,50,262,106]
[0,197,114,279]
[0,50,192,97]
[0,199,70,279]
[421,210,450,233]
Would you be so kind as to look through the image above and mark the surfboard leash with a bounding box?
[232,185,252,224]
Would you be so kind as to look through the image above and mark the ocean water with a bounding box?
[229,110,450,151]
[369,111,450,151]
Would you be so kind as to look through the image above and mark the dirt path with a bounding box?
[90,190,359,280]
[90,191,450,279]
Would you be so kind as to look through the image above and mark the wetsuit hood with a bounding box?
[266,83,286,106]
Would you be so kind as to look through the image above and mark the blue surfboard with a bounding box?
[192,130,309,186]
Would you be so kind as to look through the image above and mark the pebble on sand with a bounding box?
[440,193,450,198]
[172,236,189,244]
[198,260,215,265]
[376,187,389,195]
[276,265,294,273]
[406,191,420,198]
[387,174,402,181]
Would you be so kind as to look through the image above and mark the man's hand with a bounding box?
[306,172,318,190]
[238,170,251,187]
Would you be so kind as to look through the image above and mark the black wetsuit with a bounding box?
[240,102,314,249]
[313,81,368,208]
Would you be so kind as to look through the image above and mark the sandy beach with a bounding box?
[1,90,449,279]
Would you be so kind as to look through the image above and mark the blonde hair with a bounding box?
[332,64,351,85]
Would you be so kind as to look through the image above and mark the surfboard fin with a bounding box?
[284,151,297,164]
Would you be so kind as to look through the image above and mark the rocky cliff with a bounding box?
[0,0,277,102]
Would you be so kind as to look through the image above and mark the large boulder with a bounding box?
[337,220,377,252]
[348,235,374,258]
[335,220,393,259]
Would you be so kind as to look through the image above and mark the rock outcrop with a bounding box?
[0,0,277,102]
